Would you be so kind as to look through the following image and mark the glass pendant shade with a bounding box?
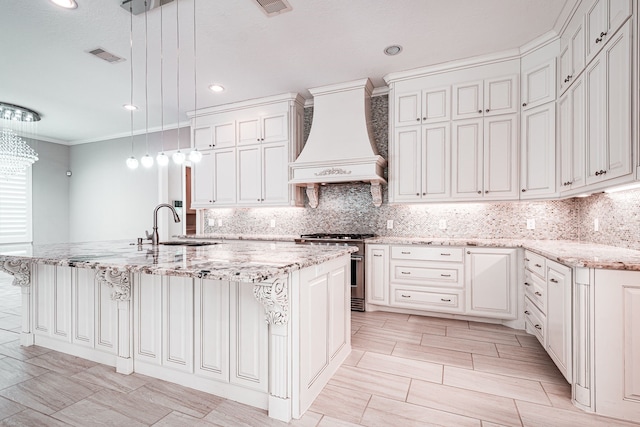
[0,129,39,176]
[172,151,185,164]
[188,149,202,163]
[156,152,169,166]
[126,156,139,169]
[141,154,154,168]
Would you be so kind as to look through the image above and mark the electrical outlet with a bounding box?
[438,219,447,230]
[217,219,223,227]
[594,218,599,231]
[270,219,276,228]
[386,220,394,229]
[526,219,535,230]
[208,218,216,226]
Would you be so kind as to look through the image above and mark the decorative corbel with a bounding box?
[96,268,131,301]
[370,181,383,207]
[253,278,289,325]
[0,259,31,287]
[306,184,319,209]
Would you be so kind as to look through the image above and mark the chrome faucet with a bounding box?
[145,203,181,246]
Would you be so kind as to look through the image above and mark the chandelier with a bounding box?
[0,103,40,177]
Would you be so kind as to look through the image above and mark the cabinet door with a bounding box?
[162,276,194,373]
[585,54,606,184]
[262,143,288,205]
[422,123,450,199]
[484,75,518,116]
[451,119,483,199]
[521,103,556,198]
[395,91,421,127]
[570,18,586,83]
[465,248,517,319]
[192,125,214,150]
[560,76,587,192]
[522,59,556,110]
[212,148,236,205]
[236,145,262,204]
[366,245,389,306]
[212,121,236,148]
[194,279,229,382]
[452,81,483,120]
[585,0,608,63]
[559,40,572,95]
[608,0,631,36]
[261,113,288,144]
[558,90,573,190]
[191,150,215,208]
[546,261,572,382]
[393,127,422,201]
[484,115,518,199]
[422,86,450,124]
[237,117,261,145]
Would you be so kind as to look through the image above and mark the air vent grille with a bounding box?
[88,48,125,64]
[253,0,292,16]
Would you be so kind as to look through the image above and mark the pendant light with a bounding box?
[156,4,169,166]
[125,0,138,170]
[188,0,202,163]
[140,1,154,168]
[171,0,185,165]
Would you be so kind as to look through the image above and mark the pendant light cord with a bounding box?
[160,5,164,152]
[144,0,149,156]
[129,2,134,155]
[176,0,180,153]
[193,0,197,127]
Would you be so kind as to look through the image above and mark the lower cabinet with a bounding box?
[366,244,389,305]
[546,260,572,382]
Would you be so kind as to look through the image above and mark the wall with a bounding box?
[28,138,70,245]
[68,127,189,242]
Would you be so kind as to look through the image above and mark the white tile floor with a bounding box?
[0,272,637,426]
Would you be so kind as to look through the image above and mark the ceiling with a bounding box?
[1,0,574,145]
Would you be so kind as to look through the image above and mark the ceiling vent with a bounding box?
[87,48,125,64]
[253,0,292,17]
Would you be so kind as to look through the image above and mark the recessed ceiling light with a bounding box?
[383,45,403,56]
[123,104,138,111]
[50,0,78,9]
[209,84,225,93]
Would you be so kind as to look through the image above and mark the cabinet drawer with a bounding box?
[390,286,463,313]
[524,250,546,278]
[391,246,463,262]
[524,269,546,313]
[524,296,546,347]
[391,261,463,288]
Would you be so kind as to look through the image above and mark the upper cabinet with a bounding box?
[585,0,632,64]
[559,13,585,95]
[189,93,305,209]
[522,59,556,110]
[452,75,518,120]
[394,86,450,127]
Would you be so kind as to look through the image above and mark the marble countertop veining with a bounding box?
[366,237,640,270]
[0,240,357,282]
[174,234,298,242]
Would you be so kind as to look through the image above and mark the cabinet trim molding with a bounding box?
[253,278,289,325]
[0,259,31,287]
[96,268,131,302]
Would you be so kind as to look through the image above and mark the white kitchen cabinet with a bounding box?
[192,120,236,150]
[521,59,556,110]
[237,113,288,145]
[585,0,632,64]
[237,142,289,206]
[452,75,518,120]
[593,268,640,423]
[162,276,194,373]
[392,123,450,202]
[451,115,518,200]
[366,244,389,306]
[520,102,556,199]
[191,148,236,208]
[546,260,572,382]
[465,248,518,319]
[559,75,586,192]
[394,86,450,127]
[194,278,229,382]
[585,20,632,186]
[559,14,585,95]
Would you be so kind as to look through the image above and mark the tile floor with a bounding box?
[0,272,637,426]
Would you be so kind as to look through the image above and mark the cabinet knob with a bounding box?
[423,117,427,121]
[535,263,542,268]
[485,109,490,113]
[422,192,426,196]
[416,193,420,196]
[524,310,531,315]
[535,291,542,297]
[522,189,526,192]
[477,191,482,194]
[534,324,542,330]
[416,118,420,121]
[522,103,527,107]
[257,199,261,201]
[478,110,482,114]
[524,258,530,262]
[257,138,260,141]
[209,200,213,203]
[524,282,531,286]
[261,138,265,141]
[485,190,489,193]
[467,251,471,254]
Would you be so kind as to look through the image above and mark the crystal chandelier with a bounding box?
[0,103,40,177]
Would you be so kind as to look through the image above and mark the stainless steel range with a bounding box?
[295,233,375,311]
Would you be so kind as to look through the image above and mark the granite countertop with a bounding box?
[0,240,356,282]
[367,237,640,270]
[174,234,298,242]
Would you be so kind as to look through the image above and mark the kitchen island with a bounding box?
[0,240,356,422]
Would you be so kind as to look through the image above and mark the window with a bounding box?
[0,169,32,244]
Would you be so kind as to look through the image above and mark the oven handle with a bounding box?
[352,255,364,261]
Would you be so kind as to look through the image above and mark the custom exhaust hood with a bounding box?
[289,78,387,208]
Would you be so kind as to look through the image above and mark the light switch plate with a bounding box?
[270,219,276,228]
[217,219,223,227]
[208,218,216,226]
[526,219,535,230]
[594,218,599,231]
[386,220,393,229]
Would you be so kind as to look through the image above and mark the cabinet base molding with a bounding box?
[33,335,118,368]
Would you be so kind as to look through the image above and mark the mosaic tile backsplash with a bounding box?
[204,95,640,249]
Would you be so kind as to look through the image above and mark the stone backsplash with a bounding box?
[203,95,640,249]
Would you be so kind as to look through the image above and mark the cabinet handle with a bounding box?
[550,278,558,283]
[564,77,569,83]
[522,102,527,107]
[595,170,606,176]
[535,263,542,267]
[401,294,411,298]
[373,254,383,257]
[524,258,530,261]
[485,109,490,113]
[440,298,452,302]
[600,31,608,37]
[524,282,531,286]
[534,324,542,330]
[440,253,451,256]
[401,251,411,254]
[522,189,526,192]
[535,291,542,297]
[524,310,531,315]
[440,274,451,277]
[401,271,411,275]
[595,37,602,43]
